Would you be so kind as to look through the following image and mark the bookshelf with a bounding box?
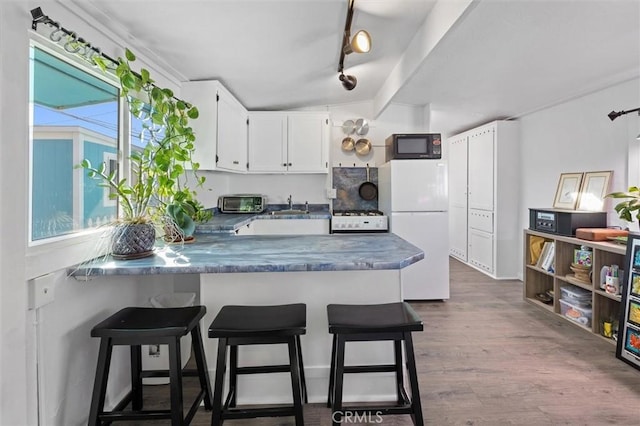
[524,229,626,343]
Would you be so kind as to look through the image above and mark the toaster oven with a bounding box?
[218,194,266,213]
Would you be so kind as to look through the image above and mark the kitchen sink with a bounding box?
[269,210,310,216]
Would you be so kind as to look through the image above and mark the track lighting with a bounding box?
[337,0,371,90]
[343,30,371,55]
[608,107,640,121]
[339,73,357,91]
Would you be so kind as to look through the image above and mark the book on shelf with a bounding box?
[535,242,550,269]
[536,241,555,272]
[541,242,555,272]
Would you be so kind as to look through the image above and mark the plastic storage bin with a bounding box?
[142,292,196,384]
[560,285,591,306]
[559,298,592,327]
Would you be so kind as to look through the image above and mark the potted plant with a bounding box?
[78,48,210,258]
[606,186,640,225]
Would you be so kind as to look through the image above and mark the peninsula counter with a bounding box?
[70,233,424,404]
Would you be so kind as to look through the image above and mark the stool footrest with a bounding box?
[343,364,397,374]
[236,365,292,375]
[140,368,201,378]
[99,409,172,421]
[222,406,298,420]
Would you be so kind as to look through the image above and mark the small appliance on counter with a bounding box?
[330,210,388,233]
[218,194,266,213]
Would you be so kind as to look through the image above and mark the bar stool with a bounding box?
[326,302,424,426]
[88,306,212,425]
[208,303,307,425]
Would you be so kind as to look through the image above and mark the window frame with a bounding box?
[26,35,131,275]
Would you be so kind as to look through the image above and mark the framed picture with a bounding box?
[577,170,613,211]
[553,172,584,209]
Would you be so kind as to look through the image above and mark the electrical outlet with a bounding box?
[327,188,337,199]
[28,273,56,309]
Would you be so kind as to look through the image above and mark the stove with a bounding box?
[331,210,389,233]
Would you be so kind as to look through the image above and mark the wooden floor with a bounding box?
[123,258,640,425]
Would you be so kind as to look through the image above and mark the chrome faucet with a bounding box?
[287,195,293,209]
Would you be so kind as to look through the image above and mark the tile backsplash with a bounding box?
[332,167,378,211]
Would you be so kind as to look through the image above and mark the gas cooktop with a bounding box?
[332,210,385,216]
[331,210,388,232]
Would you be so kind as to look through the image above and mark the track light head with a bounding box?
[343,30,372,55]
[608,110,622,121]
[608,107,640,121]
[339,73,357,91]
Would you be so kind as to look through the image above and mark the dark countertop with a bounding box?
[68,233,424,277]
[195,205,332,233]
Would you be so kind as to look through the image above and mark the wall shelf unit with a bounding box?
[524,229,625,344]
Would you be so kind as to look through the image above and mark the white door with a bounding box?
[391,212,450,300]
[468,129,494,211]
[468,228,493,274]
[448,136,468,260]
[217,93,248,172]
[248,112,287,172]
[287,113,329,173]
[390,160,448,212]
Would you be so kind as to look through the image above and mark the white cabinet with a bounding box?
[234,222,254,235]
[216,90,248,172]
[247,112,287,172]
[468,228,493,273]
[447,120,520,279]
[287,113,329,173]
[448,134,468,261]
[245,219,329,235]
[468,129,494,211]
[248,112,329,173]
[181,80,248,173]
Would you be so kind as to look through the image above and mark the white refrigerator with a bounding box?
[378,159,449,300]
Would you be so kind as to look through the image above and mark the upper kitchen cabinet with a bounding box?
[181,80,248,173]
[447,120,520,279]
[248,111,329,173]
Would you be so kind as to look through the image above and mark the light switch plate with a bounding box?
[28,273,56,309]
[327,188,337,199]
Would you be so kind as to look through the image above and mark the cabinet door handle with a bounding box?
[288,163,292,167]
[283,163,287,167]
[232,160,239,165]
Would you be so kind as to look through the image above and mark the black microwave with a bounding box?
[385,133,442,161]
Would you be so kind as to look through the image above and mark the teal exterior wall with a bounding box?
[32,139,73,240]
[82,140,117,226]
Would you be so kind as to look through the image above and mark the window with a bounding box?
[30,44,120,242]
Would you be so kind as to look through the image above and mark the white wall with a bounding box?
[0,1,193,424]
[518,78,640,275]
[1,3,33,424]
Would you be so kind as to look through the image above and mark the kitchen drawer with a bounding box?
[468,209,493,233]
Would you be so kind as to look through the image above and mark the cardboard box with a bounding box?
[575,228,628,241]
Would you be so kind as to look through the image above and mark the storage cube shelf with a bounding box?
[524,229,625,343]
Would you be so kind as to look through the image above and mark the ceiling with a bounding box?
[70,0,639,134]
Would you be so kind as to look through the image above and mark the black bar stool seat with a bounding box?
[208,303,307,425]
[88,306,213,426]
[327,302,424,426]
